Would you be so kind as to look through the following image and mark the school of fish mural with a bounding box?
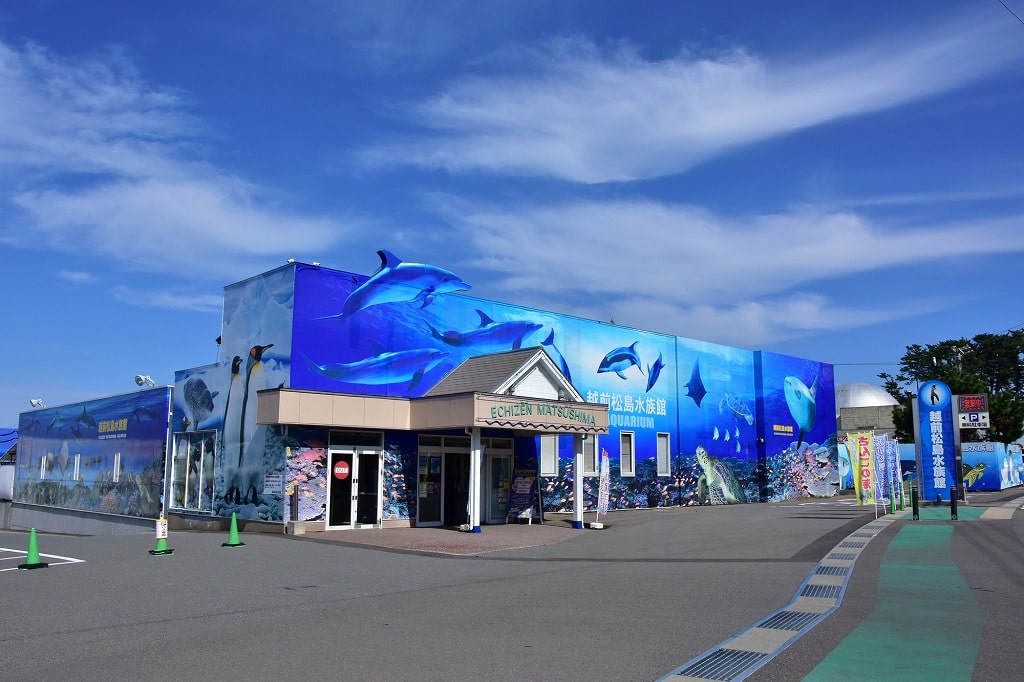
[14,388,171,517]
[164,249,838,525]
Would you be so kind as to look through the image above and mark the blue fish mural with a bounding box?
[598,341,645,380]
[303,347,450,393]
[684,360,707,407]
[784,375,818,450]
[75,406,96,430]
[320,249,471,320]
[645,351,666,393]
[428,309,542,353]
[541,329,572,383]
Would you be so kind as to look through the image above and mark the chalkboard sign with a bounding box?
[506,466,538,522]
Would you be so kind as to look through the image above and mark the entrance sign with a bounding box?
[916,380,956,501]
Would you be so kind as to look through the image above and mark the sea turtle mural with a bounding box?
[695,446,747,505]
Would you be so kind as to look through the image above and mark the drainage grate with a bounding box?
[838,541,865,548]
[827,552,856,561]
[851,532,875,538]
[677,648,767,681]
[815,564,850,576]
[759,610,821,631]
[801,583,841,599]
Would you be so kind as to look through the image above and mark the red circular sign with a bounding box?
[333,461,350,480]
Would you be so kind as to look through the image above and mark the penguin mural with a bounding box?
[224,343,273,507]
[221,356,243,469]
[239,343,274,467]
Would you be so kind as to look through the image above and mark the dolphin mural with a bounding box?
[304,347,450,393]
[684,360,707,407]
[541,329,572,383]
[428,310,542,353]
[645,351,666,393]
[784,375,818,451]
[598,341,645,380]
[319,249,471,320]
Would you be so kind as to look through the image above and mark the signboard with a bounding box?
[506,466,538,520]
[916,380,957,501]
[262,474,284,495]
[958,412,991,429]
[957,393,990,429]
[333,461,350,480]
[958,394,988,413]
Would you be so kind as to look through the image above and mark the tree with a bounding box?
[879,329,1024,443]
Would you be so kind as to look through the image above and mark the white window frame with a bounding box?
[656,432,671,476]
[540,435,558,477]
[620,431,635,477]
[581,435,598,476]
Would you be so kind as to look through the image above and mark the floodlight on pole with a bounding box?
[29,398,45,409]
[135,375,157,388]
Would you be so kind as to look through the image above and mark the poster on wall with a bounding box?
[15,388,171,518]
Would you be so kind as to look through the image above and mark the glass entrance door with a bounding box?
[328,451,354,527]
[328,447,382,529]
[355,450,381,526]
[417,453,443,526]
[487,453,512,524]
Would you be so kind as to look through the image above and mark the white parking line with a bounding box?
[0,547,86,571]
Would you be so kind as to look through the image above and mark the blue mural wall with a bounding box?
[15,388,171,518]
[170,251,839,523]
[958,442,1022,491]
[174,265,295,522]
[757,351,839,501]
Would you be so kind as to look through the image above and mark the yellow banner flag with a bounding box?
[848,432,876,505]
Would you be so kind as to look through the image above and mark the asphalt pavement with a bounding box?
[1,490,1020,681]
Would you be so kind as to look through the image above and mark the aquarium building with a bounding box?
[13,251,839,534]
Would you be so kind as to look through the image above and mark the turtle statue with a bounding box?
[695,446,747,505]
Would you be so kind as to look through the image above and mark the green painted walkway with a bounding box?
[804,522,983,681]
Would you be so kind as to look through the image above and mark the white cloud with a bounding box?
[57,270,97,283]
[436,196,1024,344]
[366,12,1024,182]
[111,285,223,313]
[0,39,355,283]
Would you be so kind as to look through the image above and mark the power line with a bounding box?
[998,0,1024,26]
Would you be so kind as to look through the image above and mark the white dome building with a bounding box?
[835,382,899,412]
[835,382,899,434]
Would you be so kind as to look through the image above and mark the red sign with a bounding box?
[333,461,350,480]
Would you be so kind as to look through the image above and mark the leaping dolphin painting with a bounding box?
[598,341,645,380]
[428,310,542,353]
[645,351,666,393]
[784,375,818,451]
[320,250,471,320]
[303,347,450,393]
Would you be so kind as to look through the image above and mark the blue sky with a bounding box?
[3,1,1024,427]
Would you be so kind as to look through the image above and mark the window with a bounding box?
[656,432,671,476]
[581,435,598,475]
[540,435,558,476]
[620,431,635,477]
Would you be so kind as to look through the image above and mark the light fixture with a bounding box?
[134,375,157,387]
[29,399,45,409]
[312,261,320,266]
[287,258,295,263]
